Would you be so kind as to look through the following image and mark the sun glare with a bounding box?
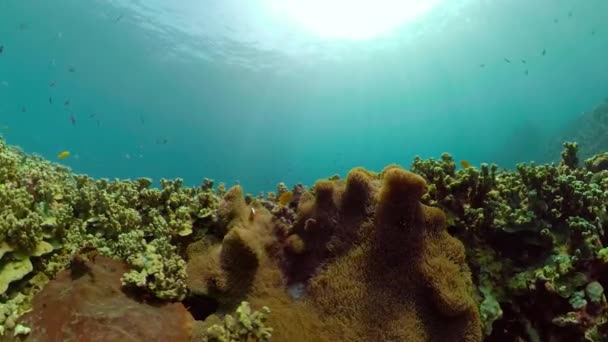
[266,0,439,40]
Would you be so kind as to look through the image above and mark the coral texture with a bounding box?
[187,166,482,341]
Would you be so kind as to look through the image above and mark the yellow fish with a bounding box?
[57,151,70,159]
[460,160,472,168]
[278,191,293,206]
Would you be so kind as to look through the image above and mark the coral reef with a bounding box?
[546,98,608,162]
[0,138,218,336]
[411,142,608,341]
[14,254,194,341]
[3,132,608,341]
[186,166,482,341]
[193,301,273,342]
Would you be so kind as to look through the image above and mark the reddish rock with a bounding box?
[18,255,194,342]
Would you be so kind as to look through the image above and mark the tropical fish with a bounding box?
[278,191,293,206]
[460,160,472,169]
[57,151,70,159]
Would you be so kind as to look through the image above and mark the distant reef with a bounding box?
[0,137,607,341]
[545,98,608,162]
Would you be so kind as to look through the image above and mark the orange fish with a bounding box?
[57,151,70,159]
[278,191,293,206]
[460,160,472,168]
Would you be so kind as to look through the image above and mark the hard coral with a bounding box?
[411,143,608,341]
[186,166,481,341]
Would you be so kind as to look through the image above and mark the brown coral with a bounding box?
[186,166,481,341]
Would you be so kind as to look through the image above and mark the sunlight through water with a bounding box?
[264,0,441,40]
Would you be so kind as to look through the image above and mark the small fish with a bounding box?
[591,29,596,36]
[68,66,76,73]
[57,151,70,159]
[49,97,53,104]
[0,45,3,54]
[18,23,28,30]
[553,18,559,24]
[140,115,145,124]
[64,99,71,106]
[249,207,256,221]
[479,63,485,68]
[115,14,124,23]
[504,58,511,64]
[568,11,573,17]
[21,106,26,113]
[96,120,100,127]
[460,160,472,169]
[49,81,56,87]
[0,81,8,87]
[541,48,546,56]
[125,153,131,160]
[89,113,96,118]
[524,69,529,76]
[278,191,293,206]
[521,59,526,64]
[70,115,76,125]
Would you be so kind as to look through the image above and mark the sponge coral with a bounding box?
[186,166,481,341]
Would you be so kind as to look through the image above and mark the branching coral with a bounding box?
[0,137,220,336]
[411,142,608,341]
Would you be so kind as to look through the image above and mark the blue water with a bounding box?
[1,0,607,194]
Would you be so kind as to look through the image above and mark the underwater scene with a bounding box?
[1,0,608,341]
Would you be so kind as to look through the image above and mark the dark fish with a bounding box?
[49,81,56,87]
[89,113,96,118]
[21,106,26,113]
[591,29,596,36]
[554,18,559,23]
[479,64,485,68]
[524,69,529,76]
[115,15,124,23]
[521,59,526,64]
[18,23,28,30]
[68,66,76,73]
[96,120,100,127]
[542,48,546,56]
[70,115,76,125]
[140,115,145,124]
[504,58,511,63]
[568,11,573,17]
[64,99,71,106]
[0,45,3,54]
[49,97,53,104]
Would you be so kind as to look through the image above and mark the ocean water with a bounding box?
[0,0,607,194]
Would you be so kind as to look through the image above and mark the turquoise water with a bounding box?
[0,0,606,194]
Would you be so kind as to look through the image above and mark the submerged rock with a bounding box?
[15,255,194,342]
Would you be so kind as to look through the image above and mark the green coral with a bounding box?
[412,142,608,340]
[0,137,221,335]
[203,301,273,342]
[121,237,188,300]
